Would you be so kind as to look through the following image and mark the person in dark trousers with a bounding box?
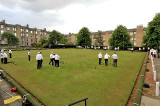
[36,52,43,69]
[3,52,8,64]
[98,52,102,65]
[28,50,31,61]
[112,52,118,67]
[104,53,110,66]
[9,49,12,58]
[0,52,4,64]
[55,54,60,67]
[49,52,55,66]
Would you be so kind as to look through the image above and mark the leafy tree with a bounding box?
[109,25,131,49]
[2,32,19,46]
[40,37,48,45]
[143,13,160,49]
[48,30,67,46]
[95,30,104,46]
[77,27,92,47]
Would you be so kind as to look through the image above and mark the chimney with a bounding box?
[2,20,5,24]
[26,24,29,28]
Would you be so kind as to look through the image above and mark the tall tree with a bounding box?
[143,13,160,49]
[77,27,92,47]
[2,32,19,46]
[95,30,104,46]
[48,30,65,46]
[109,25,131,49]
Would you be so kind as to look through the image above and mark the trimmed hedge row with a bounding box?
[132,53,148,106]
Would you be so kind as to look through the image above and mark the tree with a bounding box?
[109,25,131,49]
[95,30,104,46]
[48,30,65,46]
[143,13,160,49]
[2,32,19,46]
[40,37,48,45]
[77,27,92,47]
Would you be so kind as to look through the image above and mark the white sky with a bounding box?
[0,0,159,34]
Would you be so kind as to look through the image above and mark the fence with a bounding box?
[68,98,88,106]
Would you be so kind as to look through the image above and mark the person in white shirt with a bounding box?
[98,53,102,65]
[3,52,8,64]
[55,54,60,67]
[9,49,12,58]
[36,52,43,69]
[0,52,4,64]
[49,52,55,66]
[117,47,120,51]
[139,48,141,51]
[28,50,31,61]
[112,52,118,67]
[131,48,134,52]
[153,49,157,58]
[104,53,110,66]
[150,48,154,56]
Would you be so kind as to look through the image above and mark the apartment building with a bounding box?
[0,20,49,46]
[66,25,146,47]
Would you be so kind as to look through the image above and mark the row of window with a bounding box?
[0,25,47,35]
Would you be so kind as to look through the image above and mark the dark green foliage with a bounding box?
[95,30,104,46]
[2,32,19,46]
[144,13,160,49]
[109,25,131,49]
[48,30,67,46]
[77,27,92,47]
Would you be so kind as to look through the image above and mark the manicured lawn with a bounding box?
[0,49,146,106]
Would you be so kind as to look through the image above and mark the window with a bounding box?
[14,33,17,36]
[7,27,10,31]
[26,29,28,32]
[134,42,136,46]
[130,32,134,36]
[133,32,136,35]
[1,30,4,34]
[1,25,4,29]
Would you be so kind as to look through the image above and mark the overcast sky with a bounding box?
[0,0,159,34]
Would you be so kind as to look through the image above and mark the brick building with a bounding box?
[66,25,146,47]
[0,20,49,46]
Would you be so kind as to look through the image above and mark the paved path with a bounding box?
[0,78,22,106]
[141,96,160,106]
[141,56,160,106]
[154,57,160,81]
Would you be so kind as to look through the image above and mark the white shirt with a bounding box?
[55,54,60,60]
[28,52,31,55]
[9,50,12,53]
[112,54,118,59]
[3,53,7,58]
[139,48,141,51]
[153,50,157,55]
[104,54,110,59]
[36,54,43,60]
[0,53,4,58]
[131,48,134,50]
[98,53,102,58]
[50,54,55,59]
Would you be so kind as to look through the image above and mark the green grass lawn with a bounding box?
[0,49,146,106]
